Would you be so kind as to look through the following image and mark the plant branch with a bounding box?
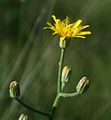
[60,92,79,97]
[15,98,50,117]
[49,107,56,120]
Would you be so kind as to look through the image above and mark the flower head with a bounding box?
[44,15,91,40]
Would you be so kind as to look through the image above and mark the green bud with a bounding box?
[61,66,71,91]
[76,76,89,94]
[18,114,28,120]
[59,40,66,48]
[9,81,20,98]
[61,66,71,83]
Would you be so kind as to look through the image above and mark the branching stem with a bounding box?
[49,48,65,120]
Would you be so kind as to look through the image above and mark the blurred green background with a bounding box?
[0,0,111,119]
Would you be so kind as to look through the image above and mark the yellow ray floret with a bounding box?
[44,15,91,40]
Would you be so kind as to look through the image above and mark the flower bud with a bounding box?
[76,76,89,94]
[9,81,20,98]
[61,66,71,83]
[18,113,28,120]
[59,40,66,48]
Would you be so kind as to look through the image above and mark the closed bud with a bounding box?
[61,66,71,83]
[76,76,89,94]
[9,81,20,98]
[59,40,66,48]
[18,113,28,120]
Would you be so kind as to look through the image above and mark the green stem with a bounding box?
[52,94,61,107]
[49,94,60,120]
[15,98,50,117]
[49,48,65,120]
[49,107,56,120]
[60,92,79,97]
[57,48,65,94]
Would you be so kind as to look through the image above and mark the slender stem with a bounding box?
[49,94,60,120]
[15,98,50,117]
[49,92,79,120]
[49,107,56,120]
[61,83,65,92]
[52,94,61,107]
[60,92,79,97]
[49,48,65,120]
[57,48,65,94]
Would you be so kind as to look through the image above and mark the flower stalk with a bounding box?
[15,98,50,117]
[49,47,65,120]
[57,48,65,94]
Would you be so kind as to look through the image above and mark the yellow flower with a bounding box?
[44,15,91,40]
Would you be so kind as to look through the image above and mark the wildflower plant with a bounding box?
[9,15,91,120]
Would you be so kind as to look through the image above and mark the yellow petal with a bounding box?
[74,20,82,28]
[52,31,58,35]
[47,22,53,27]
[63,16,70,26]
[78,31,91,35]
[82,25,89,29]
[52,15,57,22]
[79,25,89,30]
[75,35,86,38]
[43,26,50,29]
[55,20,63,29]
